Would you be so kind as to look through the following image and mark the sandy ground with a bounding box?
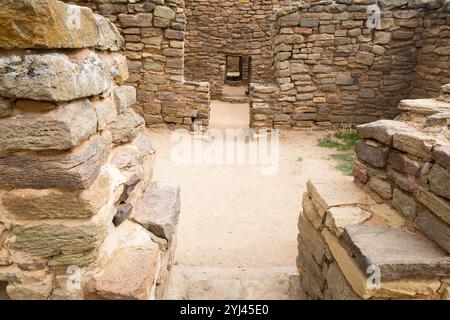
[149,100,344,269]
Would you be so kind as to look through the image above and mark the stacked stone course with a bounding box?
[250,0,450,130]
[0,0,180,300]
[296,84,450,300]
[66,0,211,128]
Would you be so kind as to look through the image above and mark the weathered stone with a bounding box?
[0,168,110,220]
[393,131,435,159]
[416,209,450,254]
[0,134,110,190]
[428,164,450,200]
[425,112,450,127]
[0,0,97,49]
[432,145,450,170]
[113,203,134,227]
[0,52,109,102]
[323,228,442,299]
[297,235,326,296]
[131,182,181,242]
[357,120,413,145]
[94,13,124,51]
[48,248,98,268]
[415,188,450,225]
[0,97,13,118]
[119,13,153,27]
[325,262,360,300]
[302,193,323,229]
[388,150,421,176]
[298,214,330,265]
[6,274,52,300]
[387,168,418,193]
[114,85,137,113]
[306,177,368,214]
[0,99,97,151]
[355,140,388,168]
[89,221,160,300]
[109,109,145,146]
[154,6,175,21]
[368,176,392,199]
[7,223,107,257]
[398,99,450,116]
[93,96,118,131]
[343,225,450,280]
[325,206,372,237]
[392,188,416,218]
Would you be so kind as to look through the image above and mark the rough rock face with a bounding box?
[0,135,109,190]
[0,99,97,151]
[0,52,110,102]
[0,0,98,49]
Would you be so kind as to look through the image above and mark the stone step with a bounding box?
[220,95,250,103]
[342,225,450,281]
[164,265,302,300]
[398,98,450,116]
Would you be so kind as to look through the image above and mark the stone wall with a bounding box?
[66,0,211,128]
[184,0,277,97]
[296,85,450,300]
[0,0,180,300]
[411,5,450,98]
[250,0,450,130]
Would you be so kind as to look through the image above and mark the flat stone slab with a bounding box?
[357,120,413,145]
[0,134,109,190]
[131,182,181,242]
[307,177,369,212]
[342,225,450,280]
[432,145,450,170]
[398,99,450,116]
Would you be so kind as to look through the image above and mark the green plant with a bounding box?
[296,156,304,162]
[318,131,360,176]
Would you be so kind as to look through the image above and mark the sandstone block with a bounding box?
[368,176,392,199]
[0,134,110,190]
[428,164,450,200]
[415,188,450,225]
[7,223,107,257]
[302,193,322,229]
[432,145,450,170]
[388,150,421,176]
[355,140,388,168]
[109,109,145,146]
[298,214,330,265]
[0,0,97,49]
[114,85,137,113]
[416,209,450,254]
[393,131,435,159]
[0,168,110,220]
[325,206,372,237]
[0,99,97,151]
[93,96,118,131]
[154,6,175,21]
[88,221,160,300]
[325,262,360,300]
[357,120,413,145]
[343,225,450,280]
[0,97,13,118]
[307,177,368,213]
[94,13,124,51]
[0,52,109,102]
[131,182,181,242]
[7,274,52,300]
[392,188,416,219]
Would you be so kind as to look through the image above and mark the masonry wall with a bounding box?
[250,0,450,130]
[0,0,180,300]
[411,6,450,98]
[67,0,211,128]
[184,0,278,97]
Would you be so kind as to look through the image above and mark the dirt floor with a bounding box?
[148,100,345,269]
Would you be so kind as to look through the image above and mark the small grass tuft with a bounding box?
[318,130,360,176]
[296,156,304,162]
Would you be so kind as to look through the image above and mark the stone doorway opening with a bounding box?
[225,55,251,87]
